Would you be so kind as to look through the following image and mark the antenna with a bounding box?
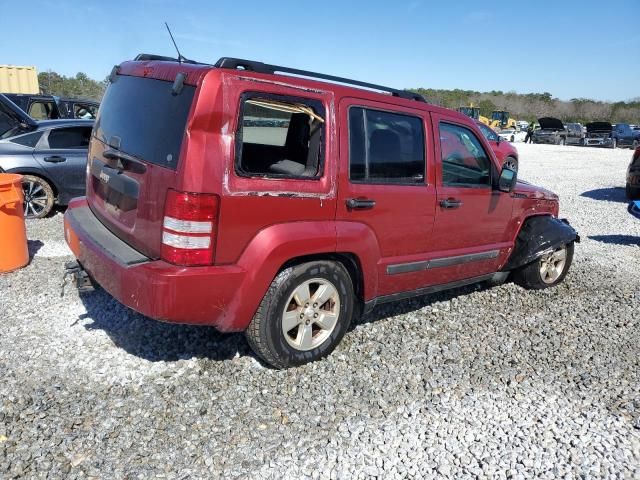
[165,22,186,63]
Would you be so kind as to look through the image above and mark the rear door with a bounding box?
[33,125,92,201]
[428,114,513,283]
[336,98,437,297]
[87,74,196,258]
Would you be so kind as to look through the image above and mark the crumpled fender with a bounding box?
[502,216,580,271]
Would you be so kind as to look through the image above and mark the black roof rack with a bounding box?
[132,54,425,102]
[214,57,426,102]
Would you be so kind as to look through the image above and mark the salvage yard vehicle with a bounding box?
[564,122,585,145]
[489,110,517,130]
[476,121,520,171]
[627,145,640,199]
[3,93,100,120]
[584,122,615,148]
[63,55,579,368]
[533,117,569,145]
[0,94,93,218]
[457,105,490,125]
[613,123,640,149]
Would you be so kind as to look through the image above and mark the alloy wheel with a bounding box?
[539,246,567,284]
[281,278,341,351]
[22,179,50,218]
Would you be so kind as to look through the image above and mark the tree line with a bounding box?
[409,88,640,124]
[38,71,106,101]
[34,70,639,124]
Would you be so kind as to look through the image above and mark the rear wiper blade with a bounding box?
[103,148,147,173]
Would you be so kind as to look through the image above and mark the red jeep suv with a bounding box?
[64,55,578,368]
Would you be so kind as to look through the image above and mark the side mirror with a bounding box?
[498,166,517,192]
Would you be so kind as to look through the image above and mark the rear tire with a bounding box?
[21,175,55,219]
[245,261,354,369]
[513,243,574,290]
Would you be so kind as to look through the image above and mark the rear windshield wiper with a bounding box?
[103,148,147,173]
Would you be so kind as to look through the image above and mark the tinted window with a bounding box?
[349,107,425,184]
[11,131,43,148]
[46,127,91,149]
[235,94,325,178]
[439,122,492,187]
[94,75,195,170]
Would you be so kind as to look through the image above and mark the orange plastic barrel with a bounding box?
[0,173,29,273]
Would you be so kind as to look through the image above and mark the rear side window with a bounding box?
[349,107,425,184]
[11,131,43,148]
[235,93,325,178]
[439,122,492,188]
[46,127,92,149]
[94,75,195,170]
[29,102,55,120]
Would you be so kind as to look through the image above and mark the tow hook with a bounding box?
[61,261,95,297]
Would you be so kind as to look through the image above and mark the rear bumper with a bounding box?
[63,198,246,330]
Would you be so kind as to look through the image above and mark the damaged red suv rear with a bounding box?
[64,55,579,368]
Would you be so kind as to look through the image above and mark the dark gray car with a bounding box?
[0,94,93,218]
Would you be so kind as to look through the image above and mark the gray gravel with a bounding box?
[1,143,639,479]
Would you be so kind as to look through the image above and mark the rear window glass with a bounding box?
[11,131,42,147]
[94,75,195,170]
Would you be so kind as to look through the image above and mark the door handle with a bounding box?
[346,198,376,210]
[439,198,463,209]
[44,156,66,163]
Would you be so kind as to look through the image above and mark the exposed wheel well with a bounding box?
[279,253,365,311]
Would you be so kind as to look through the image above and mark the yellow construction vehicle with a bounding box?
[489,111,517,130]
[457,105,490,125]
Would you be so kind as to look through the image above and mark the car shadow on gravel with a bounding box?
[78,289,254,363]
[580,187,628,203]
[589,235,640,246]
[27,240,44,259]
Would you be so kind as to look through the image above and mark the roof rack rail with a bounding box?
[214,57,426,102]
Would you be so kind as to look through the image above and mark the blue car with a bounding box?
[0,94,93,218]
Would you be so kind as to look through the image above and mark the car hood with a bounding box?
[0,94,37,138]
[586,122,612,132]
[513,179,559,201]
[537,117,565,130]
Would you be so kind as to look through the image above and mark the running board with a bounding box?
[363,272,499,314]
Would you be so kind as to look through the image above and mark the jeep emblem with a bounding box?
[99,172,110,184]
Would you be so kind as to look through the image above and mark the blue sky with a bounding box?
[1,0,638,101]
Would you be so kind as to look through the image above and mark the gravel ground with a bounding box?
[1,143,639,479]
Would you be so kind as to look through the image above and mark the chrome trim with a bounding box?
[387,249,500,275]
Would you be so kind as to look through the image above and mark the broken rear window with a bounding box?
[235,93,325,178]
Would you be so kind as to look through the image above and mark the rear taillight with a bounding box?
[161,189,219,266]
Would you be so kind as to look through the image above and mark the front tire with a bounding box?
[513,243,574,290]
[245,261,354,368]
[21,175,55,219]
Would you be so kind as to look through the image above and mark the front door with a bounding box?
[429,114,514,284]
[336,98,437,297]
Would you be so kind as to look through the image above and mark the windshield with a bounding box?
[94,75,195,170]
[491,111,507,121]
